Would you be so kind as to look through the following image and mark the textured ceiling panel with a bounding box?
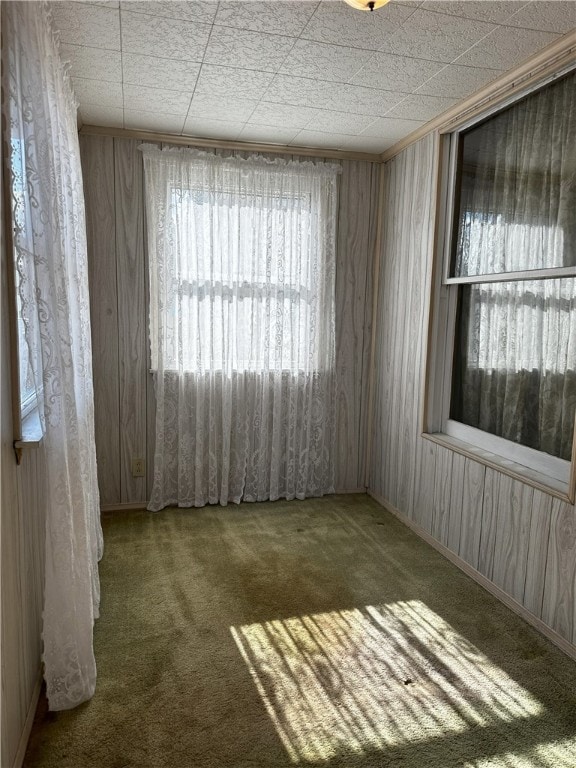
[50,0,574,155]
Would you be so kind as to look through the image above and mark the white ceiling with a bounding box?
[51,0,575,154]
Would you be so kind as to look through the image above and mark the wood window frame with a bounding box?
[423,63,576,504]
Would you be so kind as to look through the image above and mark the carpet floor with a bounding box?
[24,494,576,767]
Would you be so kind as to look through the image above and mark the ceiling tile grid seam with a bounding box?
[53,0,574,151]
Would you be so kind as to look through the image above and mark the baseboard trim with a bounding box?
[368,489,576,662]
[12,670,42,768]
[101,501,149,512]
[334,488,367,494]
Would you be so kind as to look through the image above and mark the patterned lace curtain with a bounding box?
[452,72,576,460]
[141,146,340,509]
[3,2,103,709]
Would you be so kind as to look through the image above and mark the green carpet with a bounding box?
[24,494,576,767]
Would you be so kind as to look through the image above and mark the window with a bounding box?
[143,146,339,378]
[8,137,40,423]
[141,146,340,508]
[163,184,316,373]
[426,68,576,500]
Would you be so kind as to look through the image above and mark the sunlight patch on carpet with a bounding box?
[230,600,561,765]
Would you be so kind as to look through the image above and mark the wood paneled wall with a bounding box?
[80,135,379,506]
[1,203,46,768]
[369,133,576,650]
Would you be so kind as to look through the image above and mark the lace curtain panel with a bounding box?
[452,72,576,460]
[3,2,103,709]
[141,146,340,510]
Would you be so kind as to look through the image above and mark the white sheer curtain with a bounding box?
[3,2,103,709]
[141,146,340,510]
[452,72,576,459]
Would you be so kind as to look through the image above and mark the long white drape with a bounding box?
[3,2,103,709]
[453,72,576,459]
[141,146,340,509]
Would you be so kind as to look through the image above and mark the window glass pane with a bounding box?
[163,184,320,373]
[452,71,576,277]
[10,136,37,416]
[451,278,576,461]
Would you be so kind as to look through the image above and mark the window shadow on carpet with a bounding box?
[232,600,576,767]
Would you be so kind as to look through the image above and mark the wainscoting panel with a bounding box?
[369,133,576,651]
[81,135,378,505]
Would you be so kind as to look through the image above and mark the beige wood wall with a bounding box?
[1,198,46,768]
[80,135,379,507]
[369,133,576,650]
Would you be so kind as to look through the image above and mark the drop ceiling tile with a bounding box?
[266,75,405,116]
[183,118,244,141]
[505,1,576,33]
[203,26,296,73]
[378,9,496,63]
[310,111,379,135]
[359,116,425,139]
[60,43,122,83]
[339,136,391,153]
[50,3,120,50]
[415,64,503,98]
[301,1,415,50]
[122,54,201,92]
[290,130,351,150]
[188,97,259,123]
[325,84,407,117]
[121,10,211,61]
[194,66,274,100]
[124,110,186,132]
[120,1,217,24]
[421,1,527,24]
[214,1,317,37]
[454,25,560,70]
[247,102,321,129]
[278,40,374,83]
[264,75,332,108]
[238,125,301,144]
[387,93,459,120]
[79,105,124,128]
[349,52,444,92]
[123,84,191,115]
[72,77,123,108]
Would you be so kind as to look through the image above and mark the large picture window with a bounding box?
[427,68,576,499]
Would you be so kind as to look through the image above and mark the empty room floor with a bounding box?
[24,494,576,767]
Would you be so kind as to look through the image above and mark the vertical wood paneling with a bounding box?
[369,131,576,652]
[491,477,533,602]
[114,139,147,503]
[1,209,46,768]
[523,489,552,617]
[458,459,485,568]
[432,445,453,545]
[477,467,500,580]
[80,135,120,506]
[370,138,437,522]
[447,452,466,553]
[357,164,379,490]
[413,440,437,533]
[334,160,377,491]
[542,498,576,643]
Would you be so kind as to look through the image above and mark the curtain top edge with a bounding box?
[138,143,342,175]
